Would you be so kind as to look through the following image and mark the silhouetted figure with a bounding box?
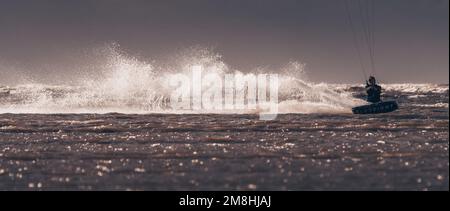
[365,76,381,103]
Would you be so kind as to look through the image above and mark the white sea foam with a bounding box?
[330,83,449,94]
[410,103,449,108]
[3,43,428,115]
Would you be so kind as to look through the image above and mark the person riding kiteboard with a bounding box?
[344,1,398,114]
[365,76,381,103]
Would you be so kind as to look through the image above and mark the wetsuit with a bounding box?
[366,83,381,103]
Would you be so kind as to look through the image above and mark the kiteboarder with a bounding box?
[345,1,399,114]
[366,76,381,103]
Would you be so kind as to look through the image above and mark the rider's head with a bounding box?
[368,76,376,85]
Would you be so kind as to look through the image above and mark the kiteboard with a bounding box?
[352,100,398,114]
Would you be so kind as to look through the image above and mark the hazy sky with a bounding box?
[0,0,448,83]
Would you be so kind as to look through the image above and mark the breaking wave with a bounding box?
[0,43,370,114]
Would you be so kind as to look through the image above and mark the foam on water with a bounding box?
[0,43,391,114]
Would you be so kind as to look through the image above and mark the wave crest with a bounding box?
[0,44,363,114]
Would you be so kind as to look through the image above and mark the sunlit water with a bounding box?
[0,45,448,190]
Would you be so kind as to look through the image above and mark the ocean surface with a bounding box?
[0,83,448,190]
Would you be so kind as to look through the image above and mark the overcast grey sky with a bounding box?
[0,0,448,83]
